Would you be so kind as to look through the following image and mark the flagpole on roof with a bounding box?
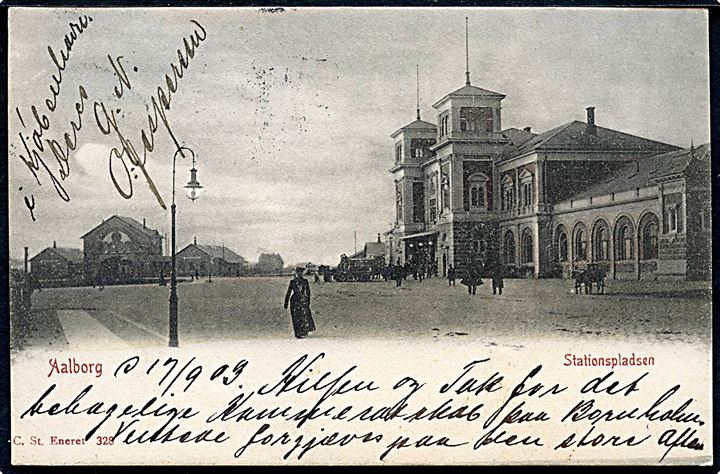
[465,17,471,86]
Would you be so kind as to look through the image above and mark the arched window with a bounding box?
[504,230,516,264]
[558,232,568,262]
[521,229,533,264]
[642,222,658,260]
[574,228,587,261]
[614,217,635,261]
[519,170,533,209]
[441,174,450,210]
[501,175,514,211]
[468,174,489,210]
[396,187,403,223]
[639,213,659,260]
[470,186,485,207]
[594,224,609,261]
[620,226,632,260]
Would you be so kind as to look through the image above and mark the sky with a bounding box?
[8,7,710,265]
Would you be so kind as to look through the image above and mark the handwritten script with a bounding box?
[18,352,706,463]
[13,14,207,221]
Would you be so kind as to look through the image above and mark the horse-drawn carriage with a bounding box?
[332,254,384,282]
[571,263,607,294]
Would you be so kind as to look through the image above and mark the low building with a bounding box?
[548,144,711,281]
[30,243,84,285]
[82,215,163,284]
[176,239,248,277]
[350,234,386,260]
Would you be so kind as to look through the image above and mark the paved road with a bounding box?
[11,277,712,351]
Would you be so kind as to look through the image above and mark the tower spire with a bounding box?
[416,64,420,120]
[465,17,471,86]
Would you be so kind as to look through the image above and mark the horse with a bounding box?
[572,264,606,295]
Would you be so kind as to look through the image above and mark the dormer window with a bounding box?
[468,173,489,210]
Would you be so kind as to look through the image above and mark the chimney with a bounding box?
[24,247,29,274]
[586,107,596,135]
[524,126,532,133]
[377,233,381,243]
[143,218,146,228]
[53,240,57,248]
[194,236,197,246]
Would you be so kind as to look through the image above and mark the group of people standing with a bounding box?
[283,259,506,339]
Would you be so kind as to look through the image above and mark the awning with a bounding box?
[399,230,439,240]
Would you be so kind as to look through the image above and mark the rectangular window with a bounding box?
[395,142,402,163]
[523,182,532,207]
[412,182,424,223]
[668,206,678,232]
[429,198,437,222]
[428,174,437,196]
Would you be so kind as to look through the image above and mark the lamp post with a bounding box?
[169,146,203,348]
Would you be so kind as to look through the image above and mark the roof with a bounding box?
[195,244,247,264]
[433,83,506,108]
[31,247,83,264]
[566,143,710,201]
[82,215,161,239]
[364,242,385,257]
[348,241,385,259]
[391,119,436,138]
[501,127,537,147]
[503,121,679,159]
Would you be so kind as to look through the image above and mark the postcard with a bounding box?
[7,6,712,465]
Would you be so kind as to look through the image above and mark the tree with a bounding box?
[256,253,284,274]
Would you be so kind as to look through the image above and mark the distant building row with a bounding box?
[29,215,248,286]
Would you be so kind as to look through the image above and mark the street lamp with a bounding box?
[169,146,203,348]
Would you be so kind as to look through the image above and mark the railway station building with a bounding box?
[387,77,710,281]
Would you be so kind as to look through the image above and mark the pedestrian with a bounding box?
[492,265,504,295]
[461,262,482,295]
[95,268,105,291]
[447,265,456,286]
[394,263,403,287]
[284,267,316,339]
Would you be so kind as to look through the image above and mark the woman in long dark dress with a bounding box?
[284,267,316,338]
